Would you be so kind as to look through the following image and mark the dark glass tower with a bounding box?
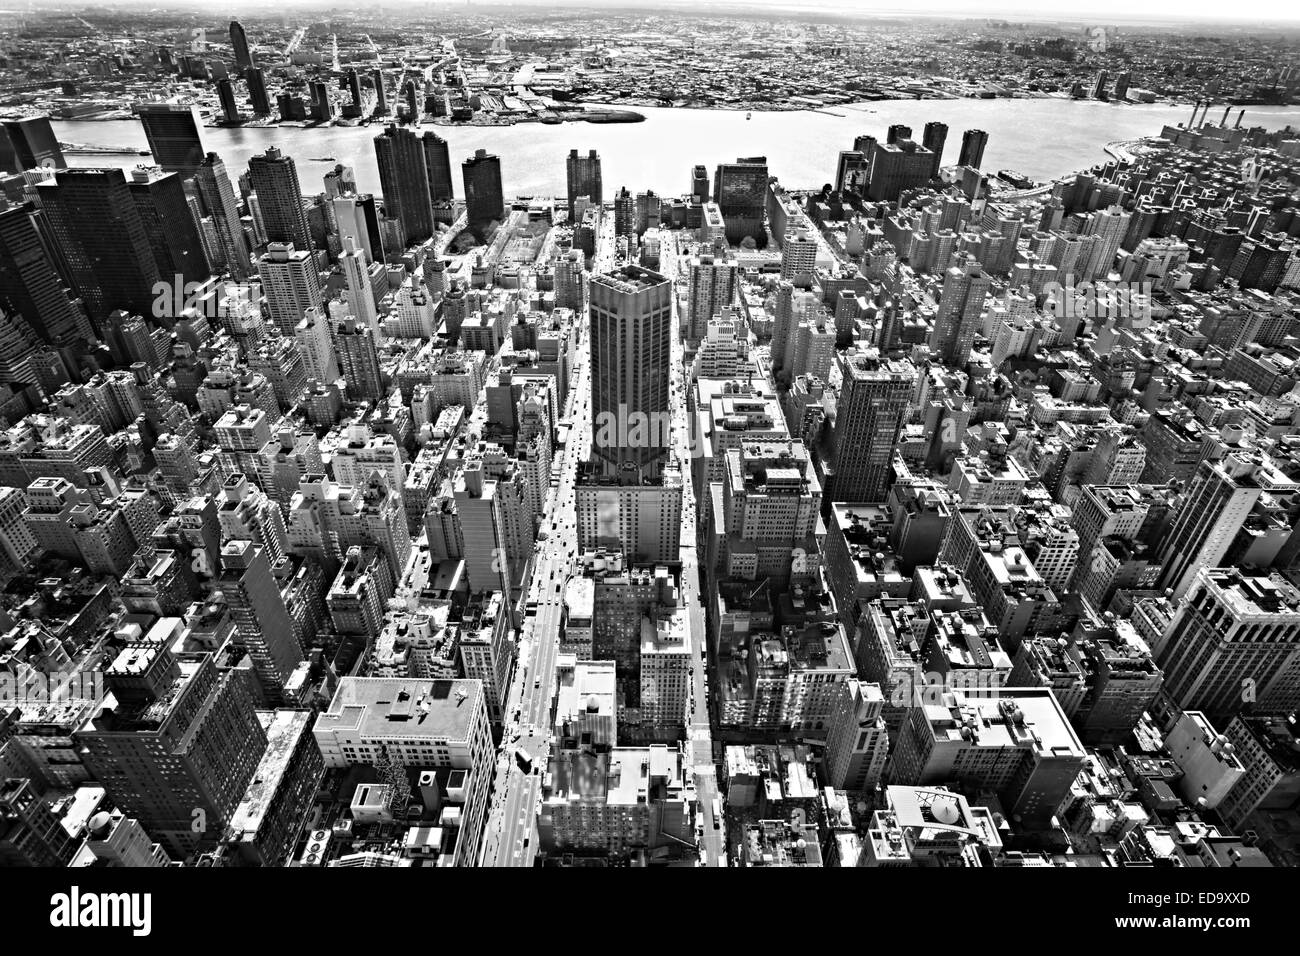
[374,124,433,248]
[128,167,211,286]
[0,203,87,347]
[421,131,453,203]
[462,149,504,242]
[566,148,603,220]
[0,116,66,174]
[36,168,163,326]
[137,103,206,177]
[230,20,254,70]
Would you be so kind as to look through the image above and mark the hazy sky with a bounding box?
[27,0,1300,24]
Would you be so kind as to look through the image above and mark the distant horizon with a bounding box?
[7,0,1300,29]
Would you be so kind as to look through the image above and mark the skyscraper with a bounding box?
[929,261,992,365]
[422,131,454,202]
[462,148,504,241]
[370,69,388,115]
[959,129,989,169]
[74,643,268,857]
[566,148,603,220]
[0,116,66,174]
[36,168,162,325]
[257,242,323,334]
[590,265,672,478]
[685,252,738,341]
[246,67,272,116]
[922,120,948,178]
[216,77,241,124]
[1158,452,1265,601]
[247,147,313,251]
[137,103,206,177]
[373,124,433,248]
[867,138,936,201]
[0,203,87,347]
[230,20,254,70]
[128,167,210,286]
[218,539,304,704]
[1153,568,1300,725]
[828,351,916,503]
[194,151,252,280]
[712,157,768,246]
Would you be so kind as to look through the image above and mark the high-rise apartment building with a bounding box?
[566,148,603,220]
[247,147,313,251]
[958,129,989,169]
[462,148,504,241]
[929,262,991,365]
[374,124,434,248]
[827,352,916,504]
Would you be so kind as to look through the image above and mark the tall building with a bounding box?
[888,687,1085,827]
[216,77,242,124]
[370,69,388,115]
[373,124,433,248]
[230,20,254,70]
[929,262,992,365]
[247,147,312,251]
[1154,569,1300,725]
[128,167,210,285]
[867,138,936,202]
[824,679,889,791]
[1158,452,1264,601]
[922,121,948,178]
[565,148,603,220]
[713,157,768,245]
[257,242,323,334]
[137,103,206,177]
[589,265,672,478]
[462,149,504,241]
[685,251,737,341]
[0,203,87,347]
[959,129,989,170]
[780,229,819,287]
[218,540,304,704]
[74,643,268,857]
[194,152,252,279]
[332,315,384,401]
[313,677,495,867]
[0,116,66,174]
[36,168,162,325]
[828,352,916,504]
[246,68,272,116]
[421,131,454,203]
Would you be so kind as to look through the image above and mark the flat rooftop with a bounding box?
[317,678,482,742]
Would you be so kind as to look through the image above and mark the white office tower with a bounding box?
[1158,451,1265,601]
[332,195,376,262]
[340,235,380,337]
[296,307,341,384]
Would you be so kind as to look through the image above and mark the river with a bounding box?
[51,99,1300,198]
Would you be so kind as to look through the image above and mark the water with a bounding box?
[52,99,1300,198]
